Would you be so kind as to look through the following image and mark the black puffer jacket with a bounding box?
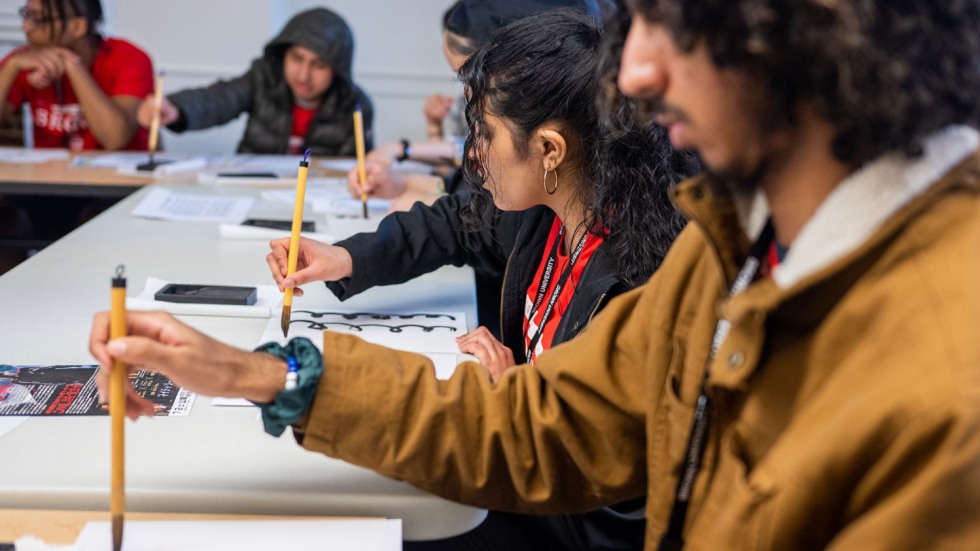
[166,7,373,155]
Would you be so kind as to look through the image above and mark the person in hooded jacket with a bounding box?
[135,7,372,156]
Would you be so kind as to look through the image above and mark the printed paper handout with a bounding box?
[130,187,254,224]
[0,364,194,416]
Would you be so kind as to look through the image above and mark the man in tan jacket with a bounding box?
[92,0,980,549]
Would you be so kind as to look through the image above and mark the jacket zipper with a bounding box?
[575,291,608,339]
[499,246,517,342]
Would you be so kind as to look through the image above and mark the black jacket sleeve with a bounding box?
[167,69,254,132]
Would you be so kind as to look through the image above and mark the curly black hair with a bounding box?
[595,4,702,283]
[627,0,980,166]
[459,9,702,287]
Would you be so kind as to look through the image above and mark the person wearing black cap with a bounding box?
[135,7,373,156]
[352,0,603,206]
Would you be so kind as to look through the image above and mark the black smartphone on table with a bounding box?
[155,284,258,305]
[242,218,315,232]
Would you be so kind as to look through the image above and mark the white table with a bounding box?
[0,183,485,540]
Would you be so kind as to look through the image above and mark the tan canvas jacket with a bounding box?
[296,127,980,550]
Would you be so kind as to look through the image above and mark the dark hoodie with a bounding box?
[166,7,373,155]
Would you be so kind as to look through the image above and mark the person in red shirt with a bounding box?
[0,0,153,275]
[0,0,153,151]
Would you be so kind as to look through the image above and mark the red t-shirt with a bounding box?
[289,104,317,154]
[523,217,603,364]
[2,38,154,151]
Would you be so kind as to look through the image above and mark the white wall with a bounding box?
[109,0,456,155]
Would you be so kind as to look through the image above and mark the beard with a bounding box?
[637,91,790,200]
[702,154,770,199]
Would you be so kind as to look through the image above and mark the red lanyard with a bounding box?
[525,226,589,364]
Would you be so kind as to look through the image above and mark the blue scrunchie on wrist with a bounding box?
[252,337,323,437]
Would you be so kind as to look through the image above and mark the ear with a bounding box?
[534,123,569,171]
[64,16,89,42]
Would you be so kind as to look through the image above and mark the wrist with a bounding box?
[252,338,325,437]
[396,138,411,162]
[337,246,355,279]
[237,351,287,403]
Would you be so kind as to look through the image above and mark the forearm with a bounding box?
[298,331,647,513]
[168,71,253,130]
[65,65,136,149]
[405,140,457,164]
[0,61,23,122]
[328,194,492,299]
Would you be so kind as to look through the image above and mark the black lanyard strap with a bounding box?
[528,226,565,319]
[525,226,589,363]
[658,219,774,551]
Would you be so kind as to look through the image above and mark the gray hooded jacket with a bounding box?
[167,7,373,155]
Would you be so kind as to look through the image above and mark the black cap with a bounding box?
[445,0,601,47]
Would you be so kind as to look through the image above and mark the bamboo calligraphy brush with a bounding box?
[109,264,127,551]
[353,104,368,219]
[281,149,311,336]
[146,71,165,168]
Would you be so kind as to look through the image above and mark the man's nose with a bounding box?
[618,24,668,98]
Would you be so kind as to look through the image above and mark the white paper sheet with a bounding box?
[72,153,208,175]
[222,154,306,173]
[259,177,348,201]
[12,535,77,550]
[217,223,334,243]
[425,352,460,380]
[0,147,70,163]
[196,171,294,186]
[130,188,254,224]
[318,158,358,172]
[69,518,401,551]
[323,214,384,240]
[73,152,182,167]
[320,158,435,174]
[260,308,467,355]
[118,157,208,175]
[312,196,393,216]
[128,277,281,318]
[210,397,255,406]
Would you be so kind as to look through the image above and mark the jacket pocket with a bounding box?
[691,427,778,550]
[647,346,698,536]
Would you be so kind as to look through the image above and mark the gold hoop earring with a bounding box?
[543,167,559,195]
